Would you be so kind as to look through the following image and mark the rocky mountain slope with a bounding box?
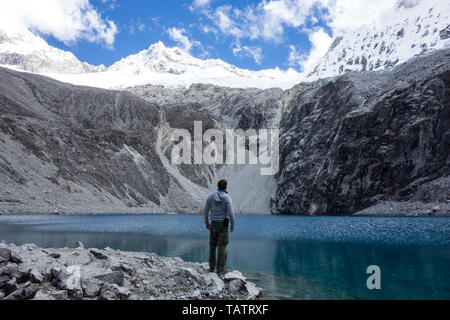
[274,49,450,215]
[309,0,450,79]
[0,48,449,216]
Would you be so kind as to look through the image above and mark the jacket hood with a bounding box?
[213,190,228,202]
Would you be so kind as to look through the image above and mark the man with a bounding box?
[204,179,235,275]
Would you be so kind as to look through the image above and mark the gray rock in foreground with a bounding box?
[0,243,262,300]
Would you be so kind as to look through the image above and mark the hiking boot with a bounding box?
[208,268,215,273]
[217,269,229,276]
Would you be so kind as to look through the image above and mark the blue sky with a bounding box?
[40,0,331,71]
[1,0,400,73]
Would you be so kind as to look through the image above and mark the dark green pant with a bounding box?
[209,220,229,273]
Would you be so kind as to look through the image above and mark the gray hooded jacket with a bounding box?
[204,190,235,228]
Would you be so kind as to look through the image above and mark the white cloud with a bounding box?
[192,0,213,7]
[0,0,118,47]
[167,27,201,53]
[193,0,400,71]
[233,43,263,64]
[288,28,332,72]
[323,0,397,32]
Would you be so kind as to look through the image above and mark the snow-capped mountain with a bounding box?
[54,41,302,90]
[0,29,106,74]
[110,41,256,77]
[308,0,450,79]
[1,0,449,89]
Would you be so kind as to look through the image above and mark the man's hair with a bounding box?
[218,179,227,191]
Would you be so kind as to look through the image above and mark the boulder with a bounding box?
[0,264,30,283]
[49,253,61,259]
[33,289,52,300]
[111,263,134,275]
[94,271,124,286]
[82,278,102,298]
[90,249,109,260]
[223,270,247,282]
[75,241,84,249]
[29,269,44,283]
[51,265,82,292]
[3,282,39,300]
[245,282,263,299]
[99,283,130,300]
[228,279,246,296]
[0,247,11,261]
[51,290,69,300]
[9,252,22,264]
[3,278,18,295]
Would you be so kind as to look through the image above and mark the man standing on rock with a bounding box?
[204,179,235,275]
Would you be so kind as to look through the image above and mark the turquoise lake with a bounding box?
[0,214,449,299]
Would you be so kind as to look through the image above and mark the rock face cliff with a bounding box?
[273,49,450,215]
[0,67,205,214]
[0,49,449,215]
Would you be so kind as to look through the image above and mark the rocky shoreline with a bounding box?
[0,242,263,300]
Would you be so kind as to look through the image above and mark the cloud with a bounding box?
[289,28,332,72]
[202,1,320,43]
[167,27,202,53]
[192,0,400,71]
[192,0,213,7]
[0,0,118,47]
[323,0,397,33]
[233,43,263,64]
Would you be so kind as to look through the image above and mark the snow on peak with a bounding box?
[45,41,304,90]
[0,29,106,74]
[108,40,287,80]
[308,0,450,79]
[109,41,208,75]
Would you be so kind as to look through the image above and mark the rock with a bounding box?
[9,252,23,264]
[51,265,82,292]
[0,248,11,261]
[33,289,52,300]
[3,278,18,295]
[111,263,134,274]
[1,264,30,283]
[99,283,130,300]
[49,253,61,259]
[245,282,263,299]
[29,269,44,283]
[223,271,247,282]
[0,274,10,284]
[432,206,440,212]
[75,241,84,249]
[50,290,69,300]
[133,254,150,260]
[90,249,109,260]
[82,278,102,298]
[179,267,202,283]
[3,282,39,300]
[273,50,450,215]
[228,279,246,296]
[0,256,7,264]
[0,291,5,299]
[94,271,124,286]
[206,272,224,293]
